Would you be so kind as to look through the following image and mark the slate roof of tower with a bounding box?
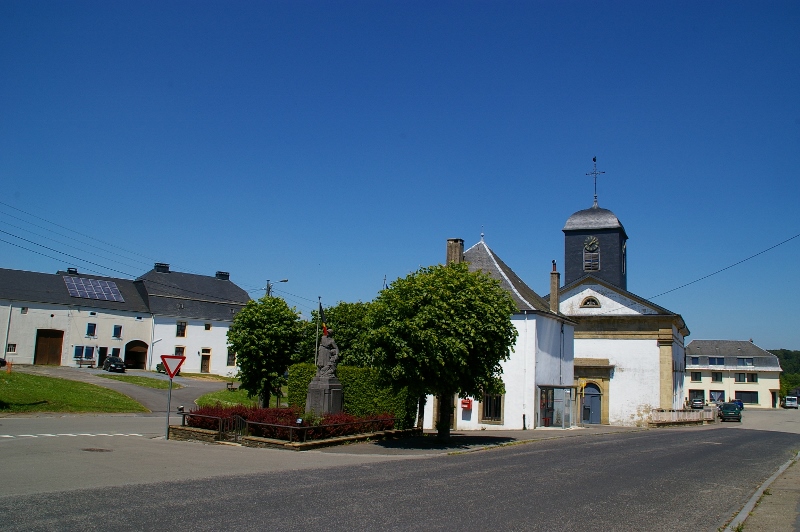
[563,203,627,237]
[463,239,555,314]
[137,268,250,321]
[0,267,150,313]
[686,340,781,369]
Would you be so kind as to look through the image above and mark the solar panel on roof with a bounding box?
[63,276,125,303]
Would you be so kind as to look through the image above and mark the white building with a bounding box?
[423,238,575,431]
[1,268,152,368]
[685,340,782,409]
[1,264,249,376]
[550,201,689,426]
[137,263,248,376]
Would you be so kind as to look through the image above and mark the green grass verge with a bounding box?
[179,373,239,382]
[0,372,148,413]
[195,386,287,408]
[96,374,183,390]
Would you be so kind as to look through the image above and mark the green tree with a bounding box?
[227,296,302,407]
[364,262,518,438]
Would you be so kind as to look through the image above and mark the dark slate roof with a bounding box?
[563,203,627,237]
[545,274,690,336]
[463,240,555,315]
[136,269,250,321]
[686,340,782,369]
[0,268,150,313]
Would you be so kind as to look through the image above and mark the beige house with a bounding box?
[684,340,782,409]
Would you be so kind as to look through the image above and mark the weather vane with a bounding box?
[585,156,605,207]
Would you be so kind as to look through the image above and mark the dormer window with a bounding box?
[580,296,601,308]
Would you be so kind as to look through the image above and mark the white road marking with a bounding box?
[0,433,146,439]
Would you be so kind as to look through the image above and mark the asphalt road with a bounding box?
[1,414,799,531]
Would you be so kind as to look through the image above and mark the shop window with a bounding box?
[689,389,704,400]
[176,321,187,337]
[736,391,759,404]
[709,390,725,402]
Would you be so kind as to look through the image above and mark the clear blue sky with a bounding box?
[2,1,798,348]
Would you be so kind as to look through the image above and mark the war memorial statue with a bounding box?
[305,329,343,415]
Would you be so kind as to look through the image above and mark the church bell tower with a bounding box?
[562,158,628,289]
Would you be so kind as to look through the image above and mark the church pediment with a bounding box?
[559,276,670,317]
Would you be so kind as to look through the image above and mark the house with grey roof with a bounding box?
[137,263,249,376]
[685,339,782,408]
[0,263,249,376]
[1,268,152,368]
[422,238,575,431]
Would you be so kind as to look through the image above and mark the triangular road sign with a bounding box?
[160,355,185,379]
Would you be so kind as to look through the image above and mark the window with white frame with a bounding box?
[6,344,15,353]
[86,323,97,336]
[113,325,122,338]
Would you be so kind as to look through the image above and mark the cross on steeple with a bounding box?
[585,156,605,207]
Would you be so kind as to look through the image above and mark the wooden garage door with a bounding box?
[34,329,64,365]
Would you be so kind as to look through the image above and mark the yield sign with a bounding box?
[160,355,185,379]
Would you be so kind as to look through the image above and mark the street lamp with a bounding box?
[266,279,288,296]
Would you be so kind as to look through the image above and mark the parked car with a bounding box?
[731,399,744,410]
[156,363,180,376]
[783,396,798,409]
[102,356,126,373]
[690,399,704,409]
[719,402,742,422]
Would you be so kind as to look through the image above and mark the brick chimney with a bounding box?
[550,260,560,314]
[446,238,464,264]
[215,271,230,281]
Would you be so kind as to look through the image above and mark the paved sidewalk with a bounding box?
[7,364,227,414]
[740,457,800,531]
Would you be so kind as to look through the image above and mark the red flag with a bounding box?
[319,302,328,336]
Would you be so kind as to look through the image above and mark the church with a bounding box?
[548,163,690,426]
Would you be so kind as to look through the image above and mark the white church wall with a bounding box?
[575,337,660,426]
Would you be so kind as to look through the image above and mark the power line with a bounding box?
[648,232,800,300]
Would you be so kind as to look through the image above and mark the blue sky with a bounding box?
[1,1,798,348]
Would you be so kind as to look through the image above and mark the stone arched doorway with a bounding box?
[124,340,148,370]
[582,383,602,424]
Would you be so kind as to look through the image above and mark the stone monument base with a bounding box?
[305,376,343,416]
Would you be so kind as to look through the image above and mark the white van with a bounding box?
[783,396,798,409]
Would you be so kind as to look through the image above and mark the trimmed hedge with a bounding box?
[287,363,416,429]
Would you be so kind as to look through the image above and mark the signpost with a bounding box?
[160,355,186,440]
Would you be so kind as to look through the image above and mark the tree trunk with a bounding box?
[259,389,270,409]
[436,394,452,439]
[416,395,426,429]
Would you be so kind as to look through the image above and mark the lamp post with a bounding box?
[266,279,288,296]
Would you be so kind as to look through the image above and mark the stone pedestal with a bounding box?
[305,376,343,416]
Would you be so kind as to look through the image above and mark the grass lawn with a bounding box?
[96,374,183,390]
[195,386,287,408]
[0,372,148,414]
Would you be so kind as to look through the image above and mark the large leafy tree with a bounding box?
[227,296,302,407]
[365,262,518,438]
